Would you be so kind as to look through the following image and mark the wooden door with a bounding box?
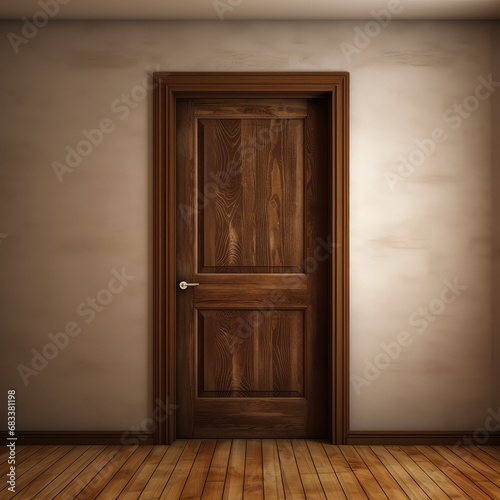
[176,97,329,438]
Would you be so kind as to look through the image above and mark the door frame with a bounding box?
[153,72,349,444]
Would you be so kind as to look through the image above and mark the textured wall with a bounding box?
[0,20,497,432]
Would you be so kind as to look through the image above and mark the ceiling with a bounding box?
[1,0,500,20]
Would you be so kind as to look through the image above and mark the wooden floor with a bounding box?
[2,442,500,499]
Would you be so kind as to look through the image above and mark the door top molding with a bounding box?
[154,72,349,93]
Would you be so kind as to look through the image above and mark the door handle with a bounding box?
[179,281,200,290]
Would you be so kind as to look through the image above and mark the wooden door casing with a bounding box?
[153,73,349,445]
[176,98,328,438]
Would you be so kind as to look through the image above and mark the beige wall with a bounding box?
[0,20,497,432]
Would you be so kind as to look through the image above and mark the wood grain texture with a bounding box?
[243,439,264,499]
[177,97,328,438]
[2,447,69,497]
[179,439,217,499]
[176,99,197,440]
[201,439,232,499]
[347,431,500,446]
[159,440,201,499]
[277,439,306,498]
[193,399,308,439]
[370,445,430,500]
[432,445,500,497]
[416,445,493,500]
[440,445,500,487]
[12,446,88,500]
[0,445,48,488]
[76,446,138,500]
[0,445,32,474]
[465,445,500,473]
[138,441,186,499]
[54,446,121,499]
[306,441,345,499]
[262,439,286,499]
[117,446,168,499]
[0,431,154,446]
[480,445,500,461]
[292,439,327,499]
[193,98,308,118]
[96,445,154,499]
[155,72,350,444]
[339,445,388,499]
[193,278,307,308]
[11,443,500,499]
[33,446,106,499]
[321,444,367,499]
[199,309,303,396]
[402,445,472,499]
[355,446,408,500]
[199,115,303,272]
[199,118,244,269]
[222,439,246,499]
[386,445,449,499]
[0,444,26,460]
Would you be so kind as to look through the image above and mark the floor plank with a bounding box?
[7,442,500,499]
[243,439,264,499]
[33,446,107,500]
[445,445,500,486]
[355,446,408,500]
[403,446,470,499]
[322,444,368,499]
[307,441,346,499]
[8,446,73,498]
[370,446,430,500]
[201,439,232,499]
[17,446,91,499]
[386,446,448,500]
[117,446,169,499]
[138,440,187,499]
[277,439,305,499]
[339,446,387,500]
[96,446,154,499]
[0,446,61,494]
[262,439,285,500]
[222,439,246,500]
[307,441,337,474]
[433,445,500,497]
[480,445,500,462]
[180,439,217,499]
[292,440,326,499]
[54,446,122,499]
[0,446,45,481]
[466,446,500,473]
[159,440,202,499]
[417,445,492,500]
[0,445,26,461]
[76,446,141,499]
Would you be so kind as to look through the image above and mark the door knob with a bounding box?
[179,281,200,290]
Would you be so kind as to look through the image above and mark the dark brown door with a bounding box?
[176,97,329,438]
